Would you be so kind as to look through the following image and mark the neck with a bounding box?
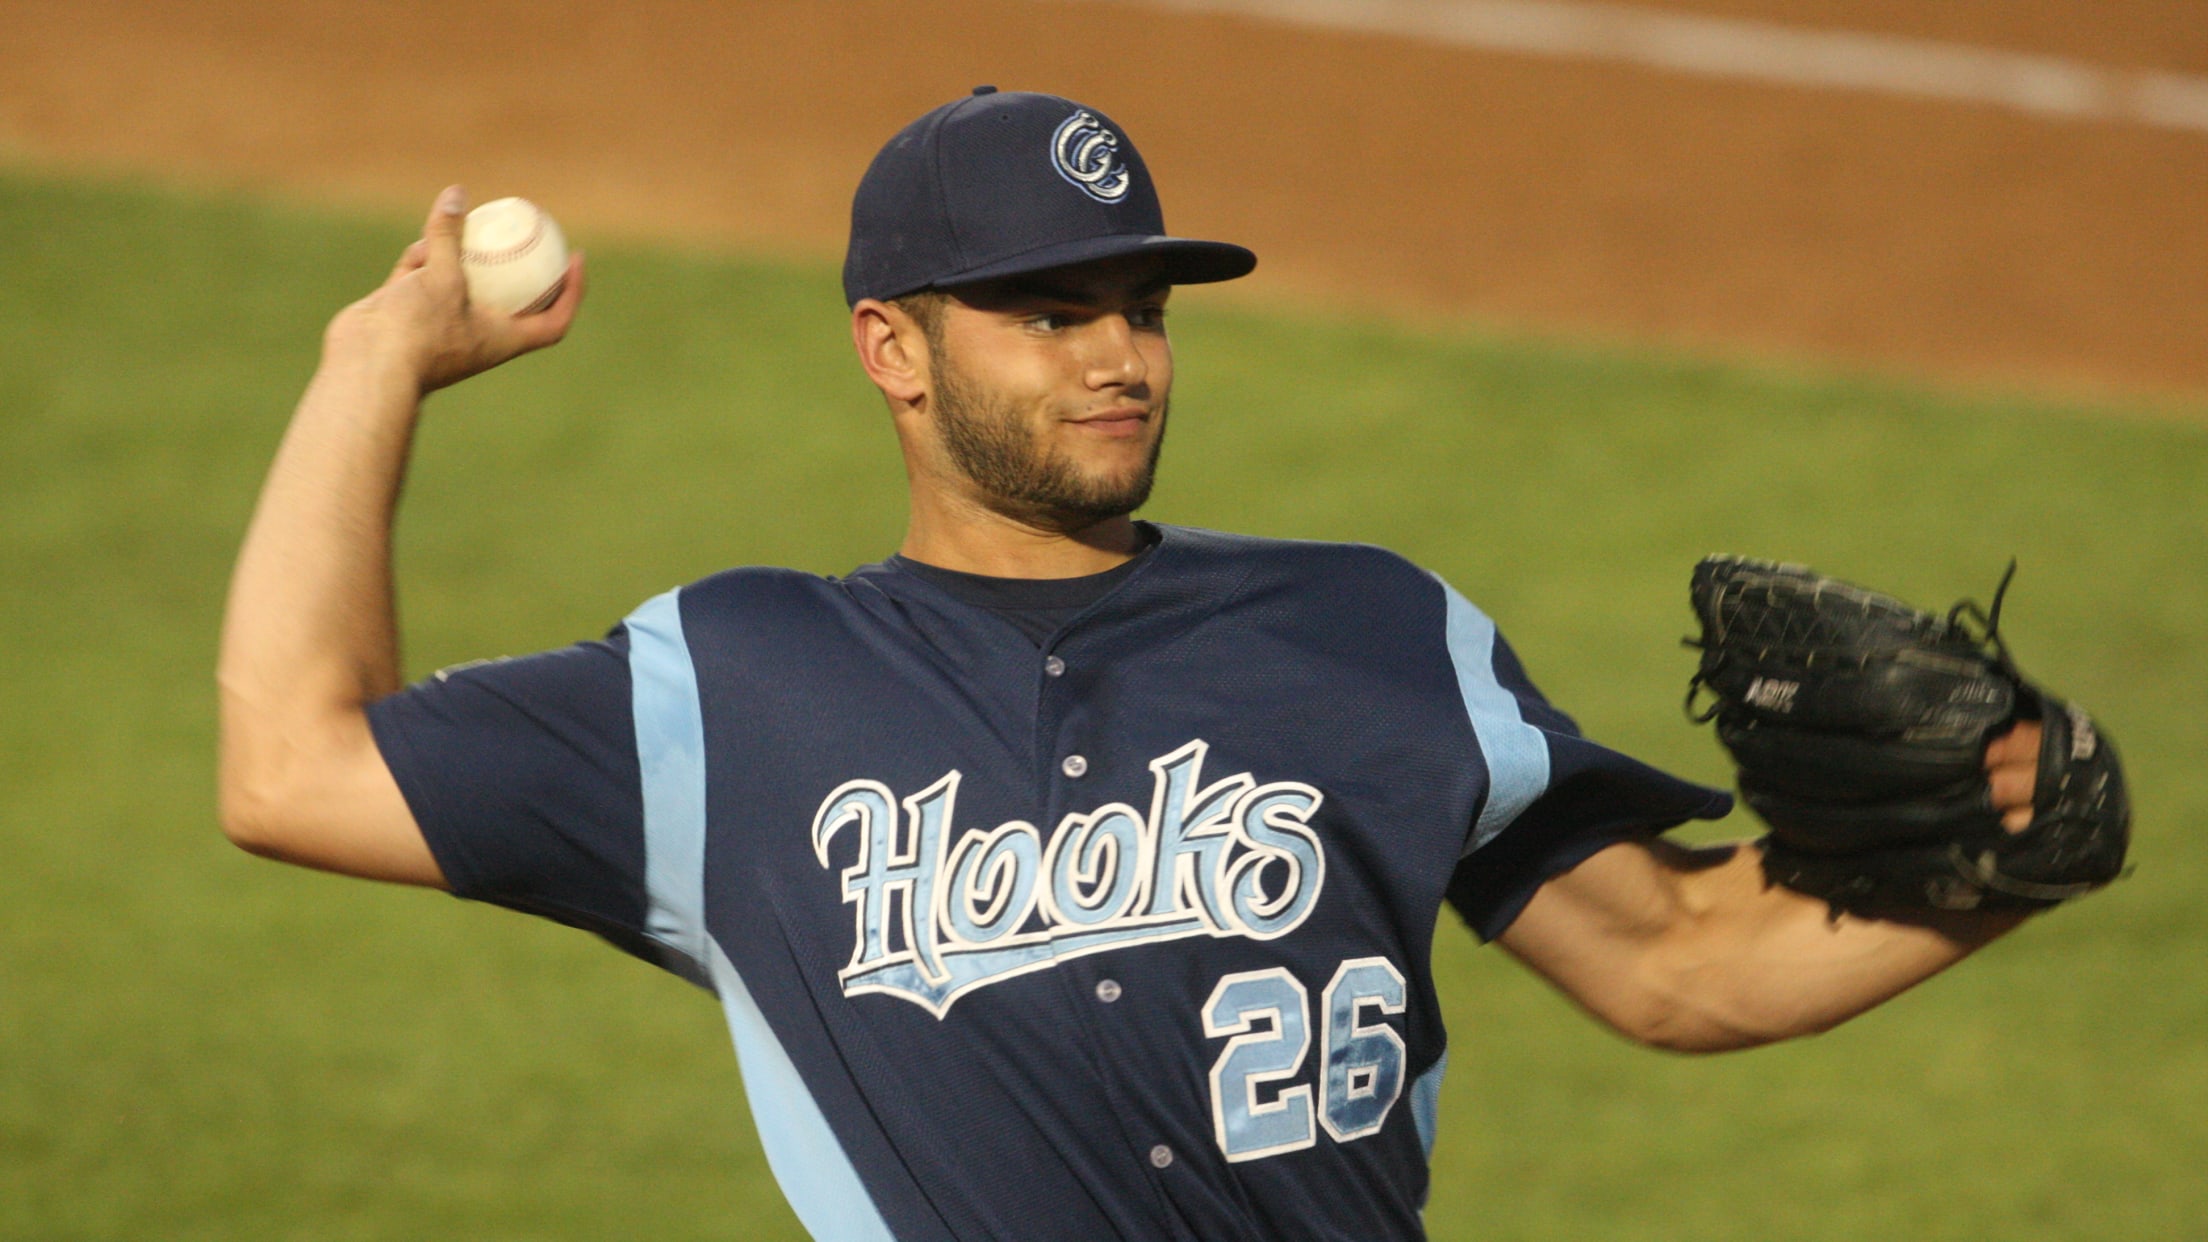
[900,491,1144,578]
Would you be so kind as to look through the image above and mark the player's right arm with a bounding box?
[216,186,585,886]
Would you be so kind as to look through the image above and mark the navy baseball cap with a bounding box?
[842,86,1257,306]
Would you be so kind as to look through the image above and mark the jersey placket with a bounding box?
[1028,629,1205,1238]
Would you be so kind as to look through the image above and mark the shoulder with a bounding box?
[629,562,938,665]
[1144,526,1462,659]
[1150,523,1438,594]
[646,563,887,622]
[670,563,845,601]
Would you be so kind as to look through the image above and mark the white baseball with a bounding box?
[460,197,569,315]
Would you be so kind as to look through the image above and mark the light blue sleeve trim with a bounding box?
[1437,578,1554,856]
[708,940,898,1242]
[627,588,895,1240]
[626,588,712,976]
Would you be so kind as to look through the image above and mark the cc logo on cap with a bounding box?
[1051,110,1132,203]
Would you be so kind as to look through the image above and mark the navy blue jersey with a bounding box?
[369,525,1729,1240]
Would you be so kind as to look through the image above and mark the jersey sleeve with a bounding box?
[1434,578,1733,940]
[365,626,685,978]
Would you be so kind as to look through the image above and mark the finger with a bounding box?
[1988,764,2036,813]
[422,184,467,273]
[1982,719,2042,770]
[2002,803,2033,833]
[388,239,429,280]
[508,251,588,350]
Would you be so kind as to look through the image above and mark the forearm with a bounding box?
[1644,844,2024,1050]
[217,342,422,835]
[1502,840,2026,1053]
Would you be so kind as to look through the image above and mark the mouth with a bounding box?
[1066,406,1153,438]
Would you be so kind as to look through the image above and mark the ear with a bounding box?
[852,299,929,406]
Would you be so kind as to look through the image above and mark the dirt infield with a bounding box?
[3,0,2202,398]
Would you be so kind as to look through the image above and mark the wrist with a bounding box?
[318,341,433,410]
[302,341,434,442]
[320,304,437,396]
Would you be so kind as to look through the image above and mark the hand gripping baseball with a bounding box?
[1684,556,2132,914]
[326,185,586,394]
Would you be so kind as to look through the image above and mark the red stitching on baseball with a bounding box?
[462,211,545,266]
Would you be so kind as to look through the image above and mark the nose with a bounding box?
[1080,313,1148,392]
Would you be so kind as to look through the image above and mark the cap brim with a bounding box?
[922,234,1256,298]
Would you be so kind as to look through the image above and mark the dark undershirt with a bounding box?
[889,526,1160,645]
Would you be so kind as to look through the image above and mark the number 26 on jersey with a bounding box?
[1203,957,1407,1162]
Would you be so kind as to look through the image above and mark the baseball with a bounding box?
[460,196,568,315]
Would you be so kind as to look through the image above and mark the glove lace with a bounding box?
[1943,558,2020,676]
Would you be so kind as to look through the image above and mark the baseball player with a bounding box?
[220,88,2047,1239]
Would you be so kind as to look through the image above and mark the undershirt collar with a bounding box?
[888,524,1161,645]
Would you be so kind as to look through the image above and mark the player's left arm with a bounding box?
[1494,722,2042,1053]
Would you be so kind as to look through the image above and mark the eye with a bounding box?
[1027,311,1075,333]
[1128,303,1169,330]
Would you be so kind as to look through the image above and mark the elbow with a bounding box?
[215,680,338,864]
[216,684,288,859]
[218,774,294,861]
[217,728,324,865]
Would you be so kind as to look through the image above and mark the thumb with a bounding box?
[423,184,467,270]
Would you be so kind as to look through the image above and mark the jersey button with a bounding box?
[1061,754,1088,778]
[1095,979,1121,1003]
[1149,1144,1174,1169]
[1043,655,1066,677]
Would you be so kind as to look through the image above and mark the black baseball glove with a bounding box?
[1685,555,2129,913]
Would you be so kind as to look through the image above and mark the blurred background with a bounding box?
[3,2,2202,1239]
[10,0,2207,396]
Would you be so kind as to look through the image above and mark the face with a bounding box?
[918,255,1174,531]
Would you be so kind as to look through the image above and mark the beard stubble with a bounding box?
[931,347,1168,532]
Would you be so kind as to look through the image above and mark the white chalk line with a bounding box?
[1059,0,2208,135]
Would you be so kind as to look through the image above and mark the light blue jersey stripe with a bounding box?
[627,588,895,1242]
[626,589,712,972]
[707,940,897,1242]
[1410,1049,1448,1161]
[1437,579,1554,854]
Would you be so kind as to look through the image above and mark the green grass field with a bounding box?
[3,172,2203,1240]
